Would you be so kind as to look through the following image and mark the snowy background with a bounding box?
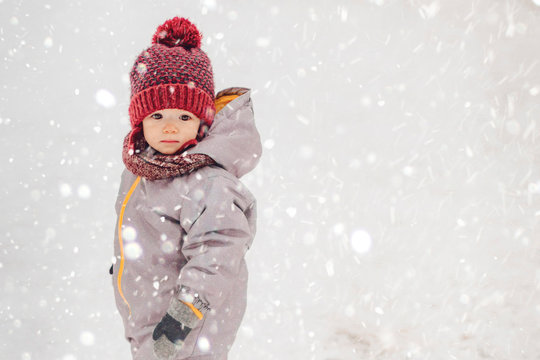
[1,0,540,359]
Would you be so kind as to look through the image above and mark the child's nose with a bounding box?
[163,123,178,134]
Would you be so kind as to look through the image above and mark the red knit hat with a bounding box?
[127,17,215,152]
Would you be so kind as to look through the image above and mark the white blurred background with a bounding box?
[1,0,540,359]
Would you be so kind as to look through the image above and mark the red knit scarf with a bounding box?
[122,131,216,180]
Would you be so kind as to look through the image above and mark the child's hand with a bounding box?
[152,297,201,359]
[152,313,191,359]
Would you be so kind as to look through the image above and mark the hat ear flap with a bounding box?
[197,123,209,141]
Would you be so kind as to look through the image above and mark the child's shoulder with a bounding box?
[185,164,244,189]
[182,165,254,203]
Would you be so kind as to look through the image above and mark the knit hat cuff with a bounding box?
[128,83,215,129]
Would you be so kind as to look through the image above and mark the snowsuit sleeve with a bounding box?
[176,174,256,316]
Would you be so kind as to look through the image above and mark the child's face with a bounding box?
[142,109,201,154]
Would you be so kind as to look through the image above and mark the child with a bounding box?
[110,17,261,360]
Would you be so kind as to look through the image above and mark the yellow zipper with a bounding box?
[117,176,141,317]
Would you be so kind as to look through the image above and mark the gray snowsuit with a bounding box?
[111,88,261,359]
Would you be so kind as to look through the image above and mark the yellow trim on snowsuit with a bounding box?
[117,175,141,317]
[181,300,204,320]
[215,94,240,113]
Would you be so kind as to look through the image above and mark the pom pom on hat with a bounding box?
[152,16,202,49]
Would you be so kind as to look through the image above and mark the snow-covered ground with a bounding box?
[1,0,540,359]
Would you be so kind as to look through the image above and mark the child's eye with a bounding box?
[151,113,162,119]
[181,115,190,121]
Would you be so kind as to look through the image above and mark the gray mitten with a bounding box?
[152,297,202,359]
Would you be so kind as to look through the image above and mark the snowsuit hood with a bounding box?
[185,87,262,178]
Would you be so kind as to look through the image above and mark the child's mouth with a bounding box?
[161,140,180,143]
